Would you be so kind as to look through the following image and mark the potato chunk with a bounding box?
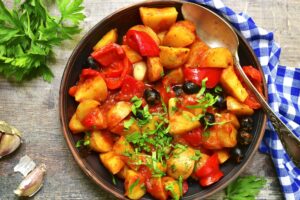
[93,28,118,51]
[185,40,209,68]
[69,113,88,134]
[226,96,254,116]
[129,25,160,45]
[147,57,164,82]
[162,20,196,47]
[147,177,168,200]
[76,99,100,121]
[139,7,178,32]
[220,66,249,102]
[169,111,200,135]
[125,170,146,199]
[200,47,233,68]
[113,136,134,156]
[162,177,181,200]
[166,147,195,179]
[99,151,125,174]
[88,131,113,153]
[107,101,132,129]
[159,46,189,69]
[74,76,108,102]
[122,45,143,64]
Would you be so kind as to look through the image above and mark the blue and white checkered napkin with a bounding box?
[187,0,300,199]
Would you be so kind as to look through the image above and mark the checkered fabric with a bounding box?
[186,0,300,199]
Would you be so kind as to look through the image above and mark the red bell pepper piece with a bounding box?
[126,30,160,57]
[104,57,133,90]
[199,170,223,187]
[91,43,125,67]
[183,67,223,89]
[182,127,203,147]
[195,153,224,187]
[101,60,124,78]
[80,68,101,79]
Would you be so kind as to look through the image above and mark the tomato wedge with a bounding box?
[91,43,125,66]
[183,67,223,88]
[182,127,203,147]
[116,75,145,101]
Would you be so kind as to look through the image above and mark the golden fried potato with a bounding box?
[110,119,140,136]
[69,113,88,134]
[215,149,230,164]
[74,76,108,102]
[130,25,160,45]
[185,40,209,68]
[147,177,168,200]
[226,96,254,116]
[162,20,196,47]
[100,151,125,174]
[93,28,118,51]
[122,45,143,64]
[163,67,184,85]
[200,47,233,68]
[125,170,146,199]
[113,136,134,156]
[139,7,178,32]
[157,31,167,44]
[88,131,113,153]
[166,147,195,179]
[107,101,132,129]
[220,66,249,102]
[159,46,190,69]
[147,57,164,82]
[169,111,200,135]
[76,99,99,121]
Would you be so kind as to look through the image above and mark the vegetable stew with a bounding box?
[67,6,263,200]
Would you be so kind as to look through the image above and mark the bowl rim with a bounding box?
[59,0,267,199]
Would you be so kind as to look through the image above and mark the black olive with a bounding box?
[214,95,226,109]
[135,110,144,119]
[87,56,100,69]
[172,85,184,96]
[238,130,253,146]
[240,117,254,132]
[182,81,200,94]
[230,147,244,163]
[200,112,215,127]
[144,88,161,106]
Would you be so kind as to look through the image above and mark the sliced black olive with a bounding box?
[87,56,100,69]
[172,85,184,96]
[240,117,254,132]
[200,112,215,127]
[214,95,226,109]
[238,130,253,146]
[182,81,200,94]
[230,147,244,163]
[144,88,161,106]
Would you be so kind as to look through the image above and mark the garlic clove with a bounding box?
[14,155,36,177]
[0,134,22,159]
[14,164,47,197]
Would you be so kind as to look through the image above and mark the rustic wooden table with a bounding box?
[1,0,299,199]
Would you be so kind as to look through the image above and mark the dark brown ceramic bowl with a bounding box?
[59,0,267,199]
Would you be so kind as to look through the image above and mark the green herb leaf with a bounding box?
[124,117,135,130]
[225,176,267,200]
[0,0,85,82]
[129,178,140,194]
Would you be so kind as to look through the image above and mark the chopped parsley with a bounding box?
[129,178,140,194]
[178,176,183,196]
[124,117,135,130]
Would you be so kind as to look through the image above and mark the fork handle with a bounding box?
[234,53,300,168]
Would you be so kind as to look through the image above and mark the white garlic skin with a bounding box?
[14,164,47,197]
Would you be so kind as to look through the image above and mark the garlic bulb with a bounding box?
[0,121,22,159]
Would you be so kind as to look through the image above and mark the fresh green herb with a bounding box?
[124,117,135,130]
[225,176,267,200]
[129,178,140,194]
[165,183,179,200]
[186,92,218,110]
[160,71,165,77]
[0,0,85,82]
[111,174,117,185]
[203,131,210,138]
[131,96,143,115]
[166,85,171,93]
[197,77,208,98]
[214,85,223,93]
[76,132,91,148]
[178,176,183,196]
[191,150,201,161]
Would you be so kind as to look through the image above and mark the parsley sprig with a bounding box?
[0,0,85,82]
[225,176,267,200]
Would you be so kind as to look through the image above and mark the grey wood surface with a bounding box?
[1,0,299,199]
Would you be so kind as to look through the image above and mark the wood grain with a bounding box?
[1,0,299,199]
